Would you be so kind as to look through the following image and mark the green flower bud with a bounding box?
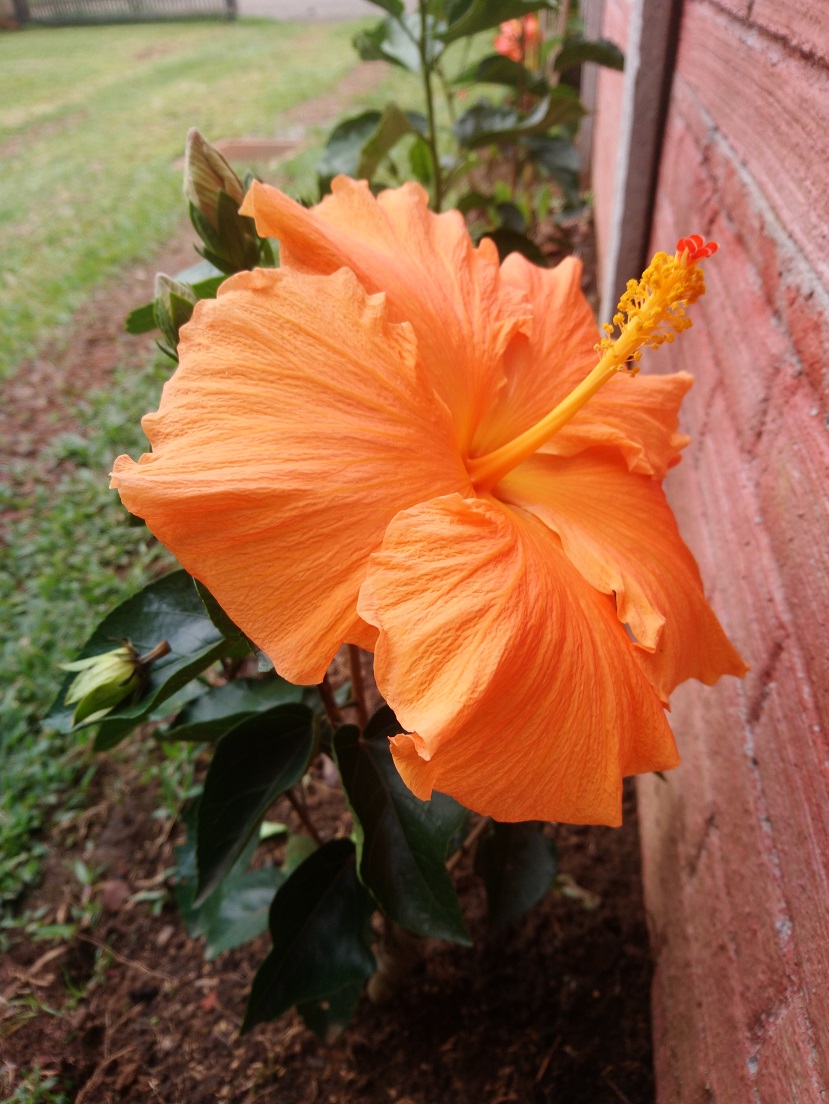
[183,128,245,232]
[154,273,198,357]
[62,640,170,726]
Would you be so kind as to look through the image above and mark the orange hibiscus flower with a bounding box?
[112,181,746,826]
[494,15,541,63]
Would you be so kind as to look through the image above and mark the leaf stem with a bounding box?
[418,0,443,212]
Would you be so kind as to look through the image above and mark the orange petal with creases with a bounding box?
[358,494,678,826]
[111,267,469,684]
[241,177,531,450]
[497,449,749,700]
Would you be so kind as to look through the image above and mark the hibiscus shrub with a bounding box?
[321,0,624,257]
[57,5,747,1041]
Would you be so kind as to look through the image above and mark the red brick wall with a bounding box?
[594,0,829,1098]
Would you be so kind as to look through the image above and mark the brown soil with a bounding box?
[1,751,653,1104]
[1,61,654,1103]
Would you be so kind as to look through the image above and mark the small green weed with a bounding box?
[0,1067,72,1104]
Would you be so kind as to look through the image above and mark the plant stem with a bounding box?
[347,644,369,729]
[366,917,422,1004]
[435,62,457,124]
[318,673,343,728]
[418,0,443,212]
[446,814,491,871]
[286,787,324,846]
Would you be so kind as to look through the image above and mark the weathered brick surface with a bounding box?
[756,380,829,734]
[752,643,829,1084]
[639,770,712,1104]
[695,215,790,449]
[676,1,829,285]
[692,392,790,713]
[595,0,829,1097]
[755,998,827,1104]
[683,836,756,1102]
[751,0,829,63]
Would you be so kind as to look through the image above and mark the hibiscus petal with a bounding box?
[497,450,748,700]
[111,267,470,684]
[242,177,531,449]
[484,250,692,477]
[358,494,677,826]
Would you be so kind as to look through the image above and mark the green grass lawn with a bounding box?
[0,18,371,381]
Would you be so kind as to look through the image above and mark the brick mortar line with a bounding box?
[700,0,829,69]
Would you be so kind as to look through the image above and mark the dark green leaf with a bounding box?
[442,0,553,42]
[125,301,156,334]
[195,703,315,903]
[354,13,444,73]
[176,801,285,958]
[475,820,558,932]
[203,867,285,958]
[318,110,383,190]
[358,103,418,181]
[455,189,494,215]
[193,579,246,642]
[169,677,304,743]
[478,227,547,264]
[46,571,241,745]
[408,134,434,185]
[495,201,527,233]
[523,133,580,201]
[458,52,549,96]
[554,35,625,73]
[454,87,585,148]
[318,106,425,192]
[334,709,470,944]
[242,838,375,1033]
[190,274,225,299]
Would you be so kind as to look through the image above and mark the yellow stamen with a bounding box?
[467,243,712,492]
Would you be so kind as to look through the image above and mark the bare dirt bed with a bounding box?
[2,751,653,1104]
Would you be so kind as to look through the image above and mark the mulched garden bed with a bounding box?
[1,749,652,1104]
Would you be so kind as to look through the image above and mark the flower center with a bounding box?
[466,237,717,492]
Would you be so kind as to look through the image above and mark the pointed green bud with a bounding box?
[183,128,245,232]
[153,273,198,357]
[62,640,170,726]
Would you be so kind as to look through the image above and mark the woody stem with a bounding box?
[318,673,343,729]
[348,644,369,730]
[286,788,323,847]
[418,0,443,212]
